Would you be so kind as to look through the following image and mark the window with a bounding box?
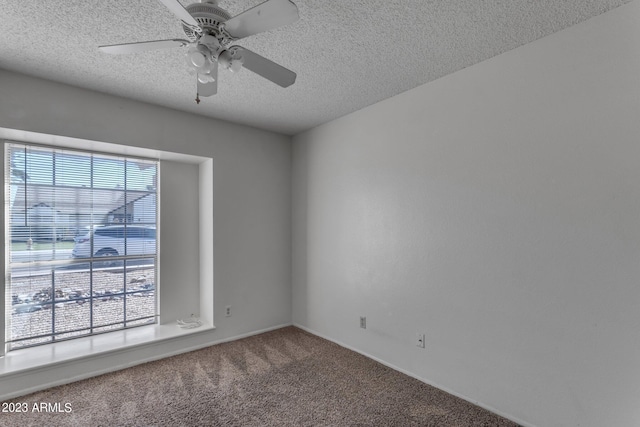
[4,143,159,351]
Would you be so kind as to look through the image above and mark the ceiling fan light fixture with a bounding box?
[187,45,209,67]
[218,49,244,72]
[189,51,206,67]
[186,44,216,75]
[198,73,215,83]
[228,58,243,73]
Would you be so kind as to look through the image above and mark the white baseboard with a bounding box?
[293,323,534,427]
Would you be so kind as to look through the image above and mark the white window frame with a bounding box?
[4,142,159,351]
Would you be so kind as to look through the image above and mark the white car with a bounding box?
[72,225,156,259]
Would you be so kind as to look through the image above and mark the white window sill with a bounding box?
[0,322,215,377]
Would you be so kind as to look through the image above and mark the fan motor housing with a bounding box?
[183,3,233,45]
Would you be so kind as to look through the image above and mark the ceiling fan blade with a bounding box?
[99,39,190,54]
[223,0,299,39]
[197,64,218,97]
[157,0,200,28]
[233,46,296,88]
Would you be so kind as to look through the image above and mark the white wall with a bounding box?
[0,69,291,396]
[292,2,640,426]
[158,160,200,324]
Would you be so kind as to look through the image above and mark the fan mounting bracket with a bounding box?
[183,2,236,46]
[181,21,202,37]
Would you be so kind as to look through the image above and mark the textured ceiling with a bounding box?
[0,0,631,135]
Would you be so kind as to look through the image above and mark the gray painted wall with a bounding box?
[292,2,640,426]
[0,68,292,397]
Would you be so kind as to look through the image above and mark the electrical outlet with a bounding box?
[360,316,366,329]
[416,333,425,348]
[225,305,232,317]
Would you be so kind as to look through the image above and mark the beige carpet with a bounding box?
[1,327,519,426]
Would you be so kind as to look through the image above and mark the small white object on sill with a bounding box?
[177,315,203,329]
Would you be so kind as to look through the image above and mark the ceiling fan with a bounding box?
[99,0,299,102]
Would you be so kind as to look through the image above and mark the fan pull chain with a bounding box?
[195,93,201,104]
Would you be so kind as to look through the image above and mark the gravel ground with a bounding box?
[8,266,156,349]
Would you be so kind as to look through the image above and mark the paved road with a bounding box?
[11,249,73,262]
[9,249,153,277]
[10,249,80,276]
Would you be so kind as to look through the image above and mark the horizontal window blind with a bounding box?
[5,142,159,350]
